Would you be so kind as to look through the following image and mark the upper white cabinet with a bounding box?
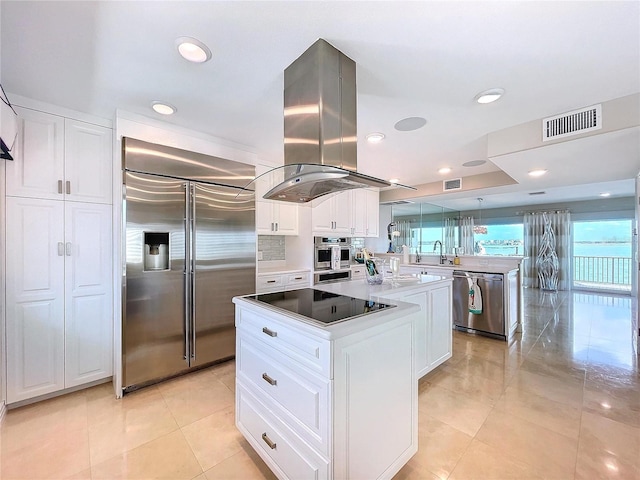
[7,107,112,204]
[5,198,113,402]
[312,188,379,237]
[255,164,299,236]
[350,188,379,237]
[312,191,352,236]
[64,119,113,204]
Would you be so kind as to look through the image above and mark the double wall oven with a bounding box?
[313,237,352,284]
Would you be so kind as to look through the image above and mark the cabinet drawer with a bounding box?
[257,275,284,292]
[237,309,331,377]
[237,335,330,452]
[285,272,309,289]
[237,383,329,480]
[350,266,366,279]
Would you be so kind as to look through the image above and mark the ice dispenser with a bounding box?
[144,232,169,271]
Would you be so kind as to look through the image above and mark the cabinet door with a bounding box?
[64,119,113,204]
[350,190,367,237]
[6,197,65,403]
[6,107,65,200]
[364,189,379,237]
[256,200,276,234]
[402,290,429,378]
[64,202,113,387]
[428,284,453,370]
[312,196,334,233]
[274,202,298,235]
[332,192,352,234]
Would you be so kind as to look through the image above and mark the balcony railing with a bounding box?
[573,255,632,291]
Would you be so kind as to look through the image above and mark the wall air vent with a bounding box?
[443,178,462,191]
[542,104,602,142]
[529,191,546,196]
[379,200,414,206]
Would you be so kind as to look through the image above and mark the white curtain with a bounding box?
[444,217,456,254]
[523,210,571,290]
[391,219,412,252]
[459,216,474,256]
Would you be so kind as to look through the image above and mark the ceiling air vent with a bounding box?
[542,104,602,142]
[379,200,414,206]
[443,178,462,191]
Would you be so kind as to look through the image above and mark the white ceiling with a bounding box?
[2,1,639,209]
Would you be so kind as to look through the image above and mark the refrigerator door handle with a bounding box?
[190,183,197,361]
[183,183,191,362]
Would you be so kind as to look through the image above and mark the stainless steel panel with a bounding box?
[283,39,357,170]
[452,272,505,338]
[123,137,255,189]
[123,171,189,389]
[191,182,256,367]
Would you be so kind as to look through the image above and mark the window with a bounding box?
[573,220,632,292]
[473,223,524,256]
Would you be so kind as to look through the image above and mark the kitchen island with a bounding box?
[233,289,421,480]
[316,274,454,379]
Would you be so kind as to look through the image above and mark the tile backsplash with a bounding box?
[258,235,285,261]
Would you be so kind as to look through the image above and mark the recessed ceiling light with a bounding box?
[475,88,505,104]
[151,102,176,115]
[176,36,212,63]
[462,159,487,167]
[438,167,452,174]
[394,117,427,131]
[389,178,399,184]
[600,192,611,197]
[528,169,548,177]
[366,132,385,143]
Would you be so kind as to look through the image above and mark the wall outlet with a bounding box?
[257,251,263,261]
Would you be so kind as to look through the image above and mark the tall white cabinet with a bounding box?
[312,188,379,237]
[5,106,113,404]
[255,164,299,236]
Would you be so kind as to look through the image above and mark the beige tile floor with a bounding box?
[1,289,638,479]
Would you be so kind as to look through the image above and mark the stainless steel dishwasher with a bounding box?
[452,271,505,339]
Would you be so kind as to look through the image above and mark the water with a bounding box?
[482,242,632,258]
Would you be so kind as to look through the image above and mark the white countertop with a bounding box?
[403,263,519,274]
[315,274,452,300]
[257,267,310,276]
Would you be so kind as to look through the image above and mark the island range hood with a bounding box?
[264,39,390,203]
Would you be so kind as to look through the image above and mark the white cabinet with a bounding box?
[350,188,379,237]
[350,264,366,279]
[234,299,418,480]
[313,189,379,237]
[6,198,113,402]
[255,164,299,236]
[6,197,66,401]
[256,270,310,294]
[312,191,351,235]
[256,201,298,235]
[6,107,112,204]
[380,280,453,378]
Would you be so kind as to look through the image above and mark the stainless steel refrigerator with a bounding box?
[122,138,255,392]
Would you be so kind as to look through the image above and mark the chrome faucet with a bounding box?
[433,240,446,265]
[415,248,421,263]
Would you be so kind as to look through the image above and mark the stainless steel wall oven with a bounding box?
[314,237,351,271]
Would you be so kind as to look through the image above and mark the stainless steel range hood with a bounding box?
[264,39,390,203]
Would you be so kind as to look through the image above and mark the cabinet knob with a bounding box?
[58,180,63,194]
[261,432,277,450]
[262,327,277,337]
[262,372,277,386]
[57,242,64,256]
[65,181,71,195]
[65,242,72,256]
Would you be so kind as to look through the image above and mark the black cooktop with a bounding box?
[245,288,396,325]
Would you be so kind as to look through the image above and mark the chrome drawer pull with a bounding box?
[262,373,277,386]
[262,433,276,450]
[262,327,277,337]
[266,280,277,284]
[294,276,303,280]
